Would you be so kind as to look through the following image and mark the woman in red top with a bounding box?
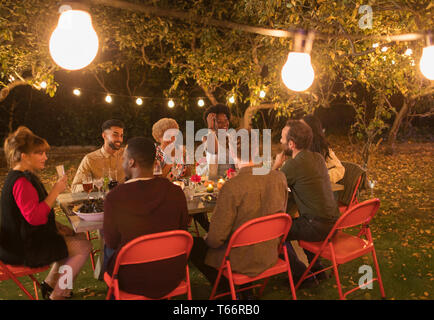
[0,127,91,299]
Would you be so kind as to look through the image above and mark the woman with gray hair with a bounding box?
[152,118,191,181]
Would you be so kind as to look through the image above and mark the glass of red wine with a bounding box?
[82,174,93,201]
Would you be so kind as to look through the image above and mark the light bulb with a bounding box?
[229,96,235,104]
[40,81,47,89]
[372,43,379,48]
[259,90,266,98]
[198,99,205,107]
[404,48,413,56]
[135,97,143,105]
[168,99,175,108]
[73,88,81,96]
[49,9,99,70]
[381,47,388,52]
[420,45,434,80]
[281,52,315,92]
[105,95,112,103]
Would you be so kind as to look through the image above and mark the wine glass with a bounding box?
[153,160,163,177]
[82,174,93,201]
[94,177,103,199]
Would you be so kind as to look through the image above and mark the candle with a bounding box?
[206,184,214,193]
[217,178,225,190]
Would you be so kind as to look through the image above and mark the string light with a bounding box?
[168,99,175,108]
[381,46,388,52]
[282,31,315,92]
[259,90,266,98]
[228,95,235,104]
[135,97,143,105]
[8,75,15,82]
[420,34,434,80]
[404,48,413,56]
[372,43,379,48]
[73,88,81,96]
[40,81,47,89]
[197,98,205,107]
[105,94,112,103]
[49,4,99,70]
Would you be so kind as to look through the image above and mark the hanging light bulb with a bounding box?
[381,46,388,52]
[49,3,99,70]
[281,31,315,92]
[259,90,266,98]
[40,81,47,89]
[420,34,434,80]
[372,43,379,48]
[135,97,143,106]
[198,99,205,107]
[228,95,235,104]
[105,94,112,103]
[404,48,413,56]
[168,99,175,108]
[73,88,81,96]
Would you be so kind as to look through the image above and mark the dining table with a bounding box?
[57,181,344,279]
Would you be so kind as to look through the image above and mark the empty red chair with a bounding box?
[337,162,366,213]
[209,213,296,300]
[104,230,193,300]
[0,260,50,300]
[296,198,386,300]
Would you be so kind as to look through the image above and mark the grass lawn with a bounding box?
[0,137,432,300]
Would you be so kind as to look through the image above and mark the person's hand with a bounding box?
[272,152,287,170]
[206,113,217,130]
[56,222,75,237]
[53,174,68,194]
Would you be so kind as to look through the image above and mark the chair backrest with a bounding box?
[317,199,380,248]
[337,162,367,206]
[112,230,193,275]
[224,213,291,256]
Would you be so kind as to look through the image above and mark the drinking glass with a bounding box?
[56,165,65,177]
[82,174,93,200]
[153,160,163,177]
[94,178,104,199]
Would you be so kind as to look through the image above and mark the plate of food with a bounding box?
[200,194,217,204]
[71,199,104,222]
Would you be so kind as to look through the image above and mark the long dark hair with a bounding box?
[302,115,330,160]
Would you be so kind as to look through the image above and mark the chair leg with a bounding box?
[283,248,297,300]
[371,248,386,298]
[209,265,225,300]
[330,246,344,300]
[185,265,192,300]
[29,275,40,300]
[225,263,237,300]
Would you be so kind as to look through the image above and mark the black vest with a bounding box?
[0,170,68,267]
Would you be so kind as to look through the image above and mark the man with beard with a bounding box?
[71,119,126,192]
[272,120,340,285]
[103,137,189,298]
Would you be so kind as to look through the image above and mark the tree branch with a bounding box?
[0,78,32,103]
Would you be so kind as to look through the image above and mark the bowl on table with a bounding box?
[71,199,104,222]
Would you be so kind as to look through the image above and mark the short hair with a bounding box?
[203,103,231,124]
[101,119,125,132]
[3,126,50,168]
[285,120,313,151]
[152,118,179,143]
[125,137,156,169]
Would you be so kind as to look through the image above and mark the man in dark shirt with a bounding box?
[103,137,189,298]
[273,120,340,283]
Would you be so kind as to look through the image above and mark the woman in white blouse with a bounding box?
[301,115,345,183]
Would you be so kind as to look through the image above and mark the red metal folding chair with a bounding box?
[86,231,100,271]
[296,198,386,300]
[338,162,366,213]
[0,260,50,300]
[209,213,297,300]
[104,230,193,300]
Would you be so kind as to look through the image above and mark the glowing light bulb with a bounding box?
[420,45,434,80]
[135,97,143,105]
[40,81,47,89]
[404,48,413,56]
[259,90,266,98]
[381,47,388,52]
[8,75,15,82]
[373,43,379,48]
[73,88,81,96]
[281,52,315,92]
[49,8,99,70]
[105,95,112,103]
[198,99,205,107]
[168,99,175,108]
[229,96,235,104]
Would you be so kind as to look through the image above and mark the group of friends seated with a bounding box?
[0,103,346,299]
